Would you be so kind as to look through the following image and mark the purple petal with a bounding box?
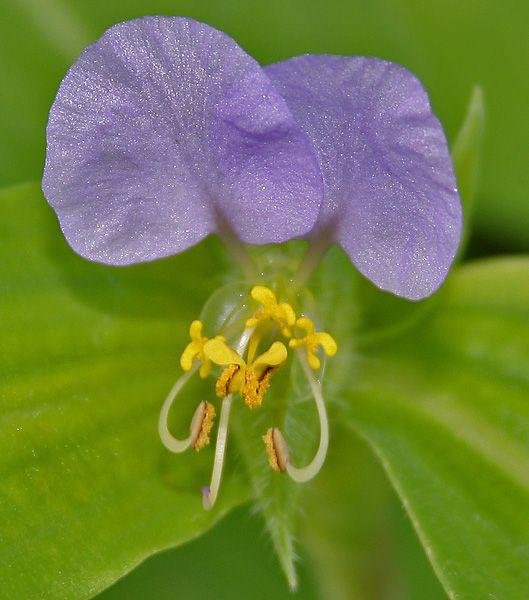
[43,17,322,265]
[266,56,462,300]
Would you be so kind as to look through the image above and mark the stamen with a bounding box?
[215,364,239,398]
[159,364,202,453]
[243,367,275,409]
[202,328,254,510]
[191,402,216,450]
[202,393,233,510]
[242,368,260,408]
[263,427,290,472]
[246,327,262,364]
[258,368,275,401]
[263,351,329,483]
[245,285,296,338]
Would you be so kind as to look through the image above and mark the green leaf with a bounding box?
[5,179,529,599]
[346,257,529,597]
[302,422,446,600]
[100,505,319,600]
[0,182,248,598]
[452,86,486,254]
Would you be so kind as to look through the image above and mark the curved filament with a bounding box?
[158,364,199,453]
[285,352,329,483]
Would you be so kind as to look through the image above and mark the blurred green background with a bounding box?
[1,1,527,597]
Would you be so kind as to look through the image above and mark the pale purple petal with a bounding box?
[43,17,322,265]
[266,56,462,300]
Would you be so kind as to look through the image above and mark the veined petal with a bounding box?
[266,55,462,300]
[43,17,322,265]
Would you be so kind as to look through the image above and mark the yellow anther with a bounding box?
[204,338,287,408]
[289,317,338,370]
[243,367,275,409]
[245,285,296,337]
[215,364,241,398]
[180,320,225,378]
[191,402,216,451]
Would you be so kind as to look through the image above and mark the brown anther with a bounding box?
[215,364,239,398]
[262,427,290,472]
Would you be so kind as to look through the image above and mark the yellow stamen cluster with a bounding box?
[205,337,287,409]
[245,286,296,336]
[243,367,276,409]
[246,286,337,370]
[180,320,225,378]
[289,317,338,370]
[177,287,337,460]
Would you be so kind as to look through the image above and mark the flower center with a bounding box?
[159,283,337,509]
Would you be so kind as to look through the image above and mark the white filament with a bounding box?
[203,327,254,510]
[158,364,199,453]
[285,352,329,483]
[202,393,233,510]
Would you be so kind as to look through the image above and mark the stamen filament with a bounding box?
[203,327,254,510]
[285,351,329,482]
[159,364,199,452]
[202,393,233,510]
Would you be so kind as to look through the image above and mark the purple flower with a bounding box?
[43,17,461,301]
[42,17,322,266]
[266,55,461,300]
[42,18,465,510]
